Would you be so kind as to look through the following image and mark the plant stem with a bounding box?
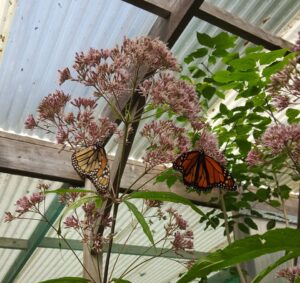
[293,184,300,266]
[37,210,97,283]
[103,122,129,283]
[219,190,248,283]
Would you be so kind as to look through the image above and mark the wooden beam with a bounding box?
[196,2,294,50]
[122,0,170,18]
[124,0,294,50]
[0,131,298,216]
[148,0,205,48]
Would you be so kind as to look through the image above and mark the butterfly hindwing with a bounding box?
[72,144,110,193]
[173,150,236,191]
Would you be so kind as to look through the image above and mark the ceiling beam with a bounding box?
[0,131,298,216]
[123,0,294,50]
[122,0,170,18]
[195,2,293,50]
[0,236,206,260]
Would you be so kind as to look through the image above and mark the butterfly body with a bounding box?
[173,150,236,191]
[72,142,110,194]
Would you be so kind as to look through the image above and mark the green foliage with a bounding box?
[155,168,179,188]
[123,200,154,245]
[177,228,300,283]
[125,191,207,218]
[39,277,90,283]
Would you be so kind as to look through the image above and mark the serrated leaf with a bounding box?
[124,200,154,245]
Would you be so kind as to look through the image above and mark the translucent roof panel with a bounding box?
[0,0,156,138]
[0,249,22,282]
[14,248,83,283]
[0,173,62,239]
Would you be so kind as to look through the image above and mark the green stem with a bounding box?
[219,191,248,283]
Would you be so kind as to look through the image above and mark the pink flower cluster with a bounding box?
[25,91,118,147]
[194,130,226,165]
[172,230,194,251]
[277,266,300,282]
[246,124,300,167]
[60,193,112,252]
[164,207,194,252]
[267,56,300,111]
[140,120,190,168]
[59,37,179,101]
[140,73,203,129]
[246,148,263,166]
[4,185,47,222]
[262,124,300,154]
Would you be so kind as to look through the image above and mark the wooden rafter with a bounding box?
[122,0,294,50]
[0,131,298,217]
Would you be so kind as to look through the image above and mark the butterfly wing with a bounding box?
[173,150,236,191]
[72,145,110,193]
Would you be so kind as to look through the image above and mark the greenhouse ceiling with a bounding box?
[0,0,300,283]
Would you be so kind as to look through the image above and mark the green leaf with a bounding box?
[192,69,206,78]
[252,251,297,283]
[286,108,300,123]
[238,222,250,234]
[219,103,229,115]
[228,57,256,71]
[112,279,132,283]
[244,217,258,230]
[177,228,300,283]
[45,188,95,195]
[39,277,90,283]
[213,32,236,49]
[123,200,154,245]
[256,188,270,201]
[236,139,252,156]
[269,200,281,208]
[208,55,216,64]
[192,48,209,58]
[197,32,214,47]
[245,45,263,54]
[258,48,288,65]
[202,86,216,100]
[266,219,276,230]
[126,191,207,219]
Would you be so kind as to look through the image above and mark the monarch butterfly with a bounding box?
[71,142,110,194]
[173,150,236,191]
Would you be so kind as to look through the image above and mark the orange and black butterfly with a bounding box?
[71,142,110,194]
[173,150,236,191]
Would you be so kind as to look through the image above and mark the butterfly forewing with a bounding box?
[173,150,237,191]
[71,144,110,193]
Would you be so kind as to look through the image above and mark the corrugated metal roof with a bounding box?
[0,0,300,282]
